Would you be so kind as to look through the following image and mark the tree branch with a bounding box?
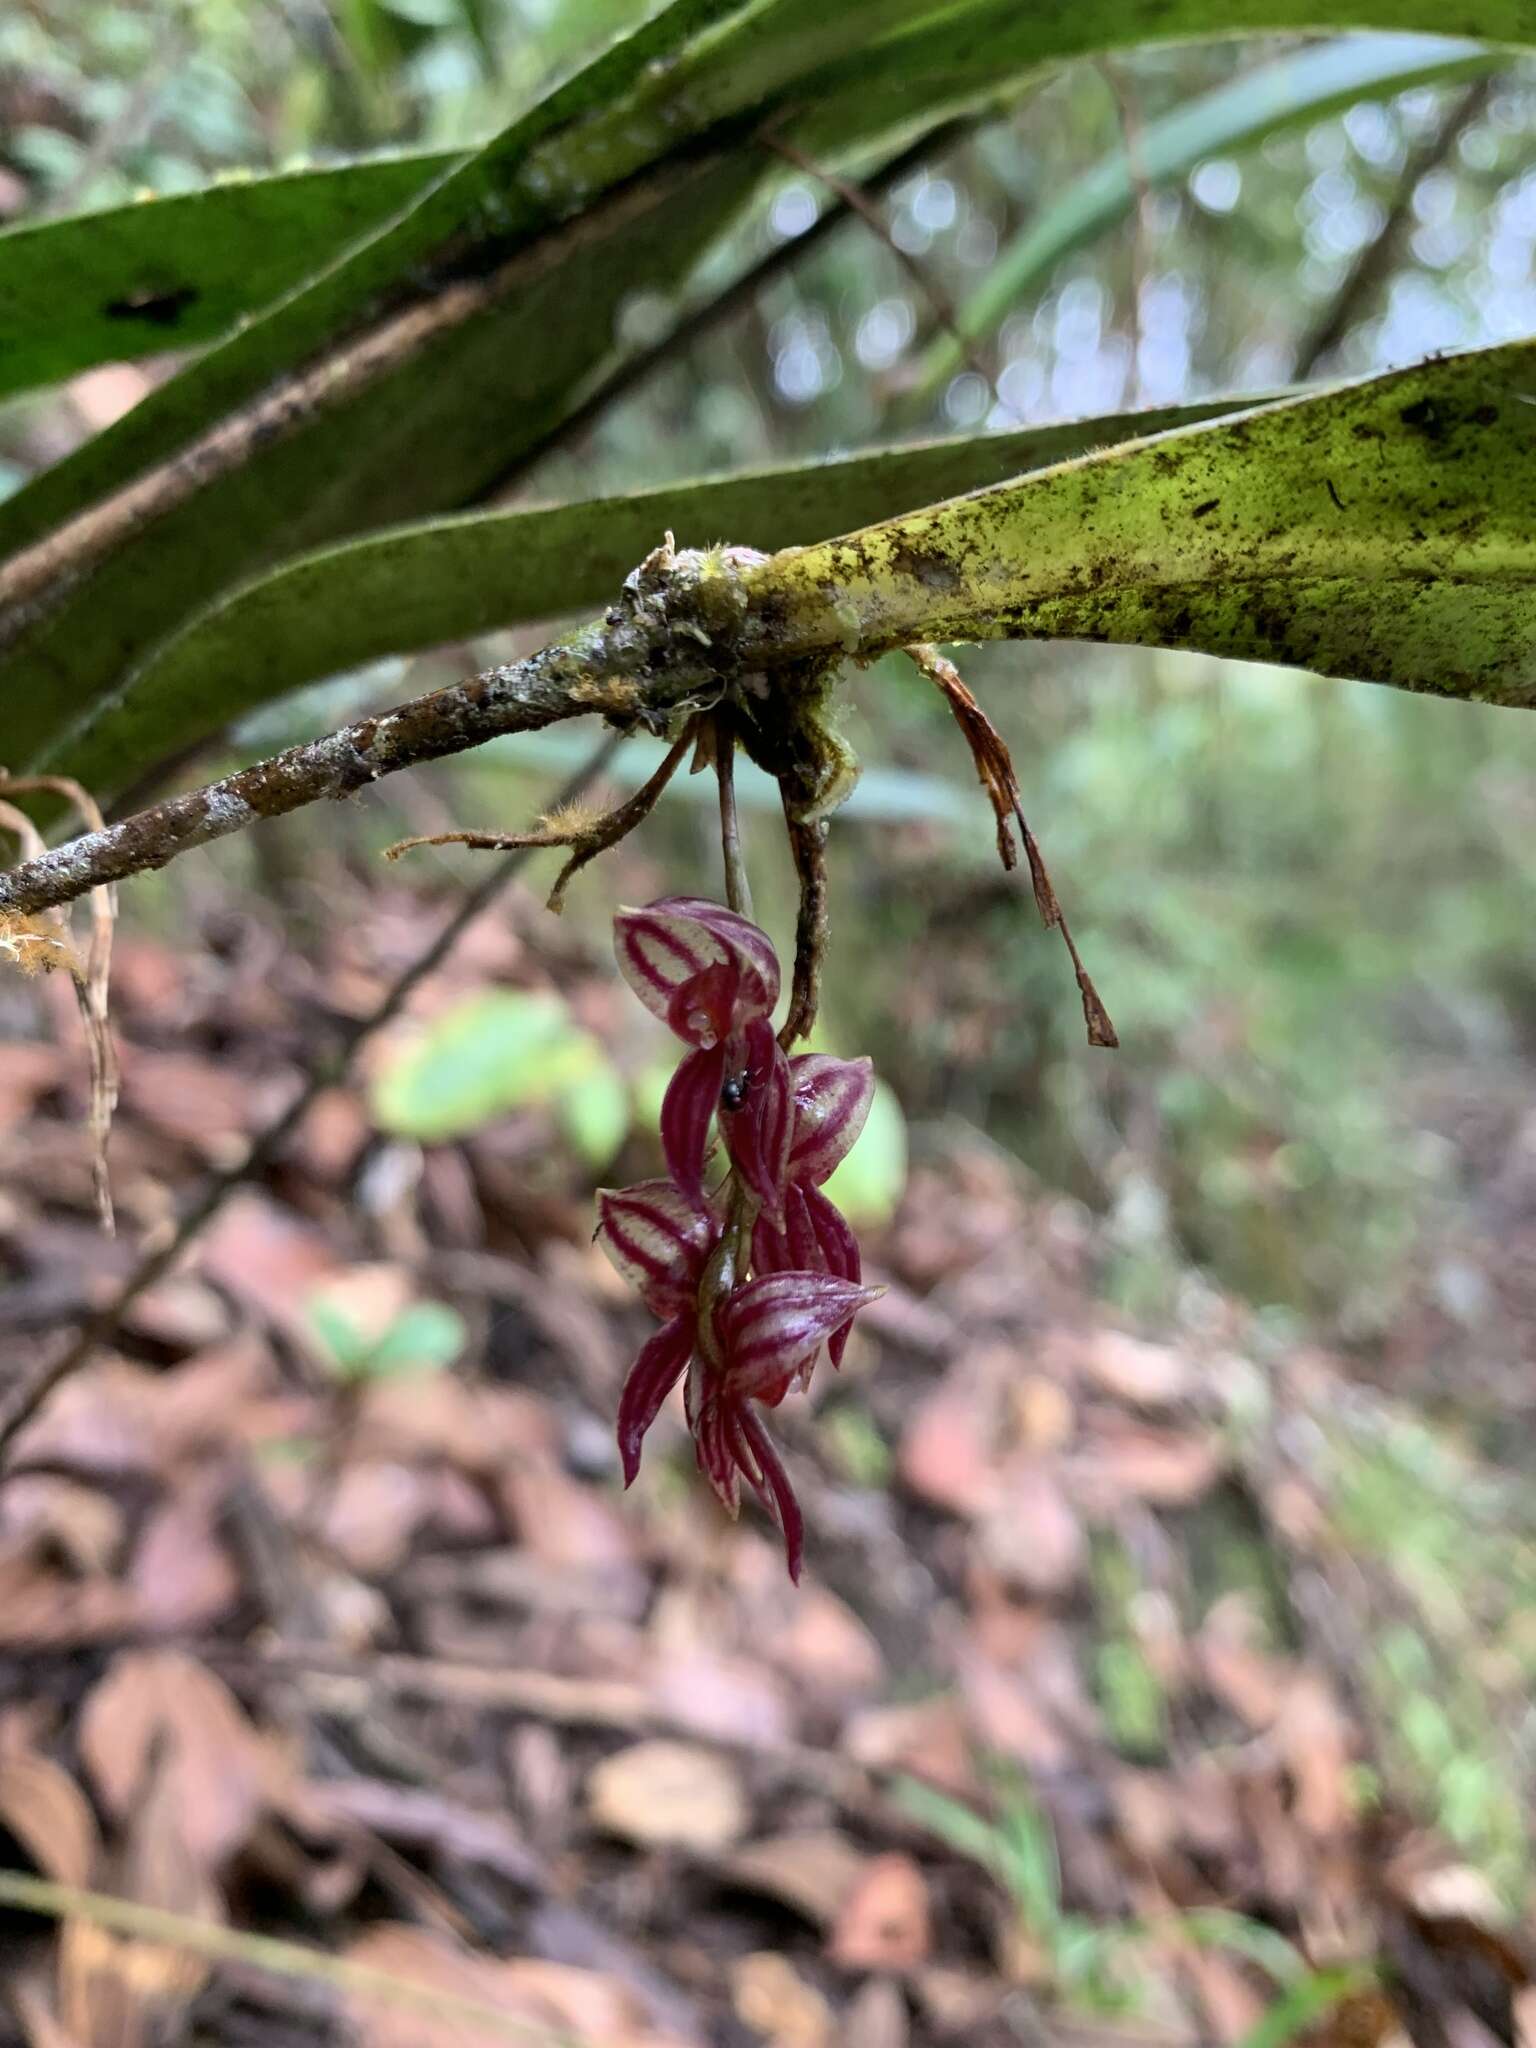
[0,571,727,916]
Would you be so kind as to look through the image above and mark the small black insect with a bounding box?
[720,1070,752,1114]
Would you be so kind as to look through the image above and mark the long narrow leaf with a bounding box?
[38,398,1249,791]
[740,339,1536,707]
[0,150,458,403]
[3,0,1532,784]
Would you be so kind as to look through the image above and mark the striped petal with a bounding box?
[614,898,779,1048]
[719,1271,881,1400]
[732,1405,805,1584]
[786,1054,875,1187]
[661,1043,726,1209]
[596,1179,717,1317]
[615,1314,693,1485]
[720,1020,792,1217]
[803,1185,862,1369]
[687,1368,741,1515]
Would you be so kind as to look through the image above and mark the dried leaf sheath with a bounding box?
[906,644,1117,1049]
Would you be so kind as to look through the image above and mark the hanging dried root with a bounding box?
[778,810,828,1050]
[0,775,119,1231]
[384,720,698,911]
[906,644,1117,1049]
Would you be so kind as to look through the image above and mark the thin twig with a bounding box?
[0,597,718,918]
[1292,78,1493,379]
[763,131,1000,404]
[0,157,706,649]
[384,719,697,909]
[0,737,621,1464]
[0,1869,575,2045]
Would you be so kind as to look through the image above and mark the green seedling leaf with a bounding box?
[823,1076,907,1227]
[371,988,622,1146]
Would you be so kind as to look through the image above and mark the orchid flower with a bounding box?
[614,897,792,1214]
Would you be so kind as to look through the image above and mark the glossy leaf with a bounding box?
[743,342,1536,709]
[0,149,456,403]
[41,398,1249,794]
[14,0,1530,785]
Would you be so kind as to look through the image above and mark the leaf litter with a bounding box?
[0,869,1530,2048]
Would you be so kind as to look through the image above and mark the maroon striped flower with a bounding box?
[752,1054,874,1372]
[596,1179,720,1482]
[603,897,885,1580]
[685,1271,881,1580]
[614,897,792,1214]
[596,1180,879,1579]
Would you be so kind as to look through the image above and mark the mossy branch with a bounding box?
[3,339,1535,917]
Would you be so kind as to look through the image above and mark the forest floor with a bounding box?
[0,861,1531,2048]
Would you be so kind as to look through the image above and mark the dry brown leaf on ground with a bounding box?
[59,1743,218,2048]
[954,1647,1077,1772]
[723,1831,871,1928]
[844,1697,979,1799]
[587,1739,748,1854]
[0,1552,139,1650]
[645,1647,793,1748]
[976,1460,1086,1596]
[126,1475,240,1633]
[0,1742,100,1891]
[343,1924,688,2048]
[79,1650,285,1870]
[1066,1420,1223,1509]
[0,1042,63,1133]
[828,1854,932,1973]
[1274,1673,1355,1838]
[199,1192,341,1327]
[731,1951,837,2048]
[843,1975,910,2048]
[898,1382,998,1517]
[1081,1331,1195,1408]
[767,1586,885,1701]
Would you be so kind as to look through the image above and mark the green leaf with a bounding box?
[42,397,1250,793]
[308,1294,466,1380]
[749,341,1536,709]
[555,1059,632,1169]
[12,0,1528,778]
[0,0,765,768]
[370,988,620,1145]
[0,150,457,403]
[823,1076,907,1227]
[1236,1968,1373,2048]
[366,1301,467,1376]
[916,35,1501,394]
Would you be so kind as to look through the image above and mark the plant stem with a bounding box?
[716,710,752,919]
